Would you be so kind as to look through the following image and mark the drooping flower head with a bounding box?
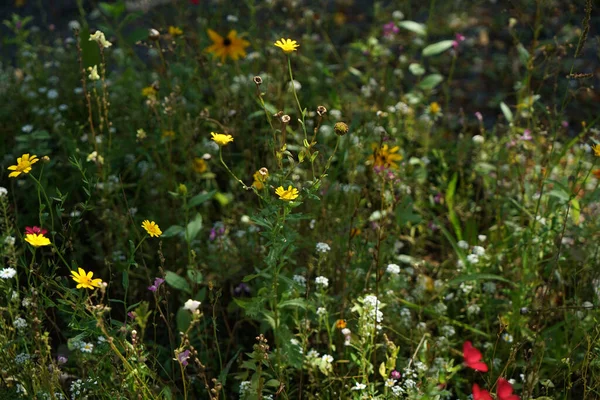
[142,220,162,237]
[274,38,299,53]
[205,29,250,62]
[71,268,102,290]
[463,341,488,372]
[25,234,51,247]
[211,132,234,146]
[252,168,269,190]
[25,226,48,236]
[7,154,39,178]
[275,185,299,201]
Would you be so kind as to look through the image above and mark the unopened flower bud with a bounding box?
[334,122,349,136]
[148,29,160,41]
[42,156,50,163]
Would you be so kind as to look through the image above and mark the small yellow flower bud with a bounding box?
[178,183,188,196]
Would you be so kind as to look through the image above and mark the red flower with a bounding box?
[25,226,48,236]
[463,341,488,372]
[472,384,492,400]
[497,378,519,400]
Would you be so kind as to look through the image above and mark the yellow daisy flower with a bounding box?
[168,26,183,36]
[205,29,250,62]
[592,144,600,157]
[141,86,157,99]
[368,143,403,169]
[275,185,299,201]
[211,132,234,146]
[7,153,39,178]
[25,233,51,247]
[142,220,162,237]
[274,38,299,53]
[71,267,103,290]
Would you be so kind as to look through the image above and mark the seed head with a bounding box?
[253,76,263,85]
[317,105,327,116]
[334,122,349,136]
[281,114,291,124]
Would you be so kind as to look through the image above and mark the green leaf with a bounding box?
[500,102,513,123]
[408,63,425,76]
[214,192,231,206]
[161,225,185,238]
[187,269,203,284]
[397,21,427,36]
[98,1,126,18]
[176,308,192,332]
[448,273,514,286]
[379,362,387,379]
[570,198,581,225]
[188,190,216,208]
[418,74,444,90]
[422,40,455,57]
[165,271,191,294]
[445,173,462,240]
[185,213,203,242]
[122,270,129,291]
[277,299,307,310]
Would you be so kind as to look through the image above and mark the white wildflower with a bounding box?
[183,299,201,312]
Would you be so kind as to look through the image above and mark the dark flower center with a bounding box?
[223,38,232,46]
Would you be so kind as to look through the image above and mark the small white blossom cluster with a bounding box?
[15,353,31,365]
[353,294,384,336]
[341,327,351,346]
[239,381,251,399]
[315,242,331,253]
[0,186,7,197]
[315,276,329,289]
[0,267,17,279]
[386,263,401,275]
[70,378,97,399]
[14,317,27,330]
[293,275,306,287]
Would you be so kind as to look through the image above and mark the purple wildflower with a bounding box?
[383,22,399,38]
[520,129,532,141]
[390,370,401,380]
[475,112,483,122]
[57,355,68,364]
[178,349,191,366]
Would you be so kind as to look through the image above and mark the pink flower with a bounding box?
[148,277,165,292]
[475,112,483,122]
[383,22,399,37]
[520,129,532,141]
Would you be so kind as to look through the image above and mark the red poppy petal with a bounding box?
[467,361,489,372]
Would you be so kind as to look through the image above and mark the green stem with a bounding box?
[287,56,308,140]
[219,147,248,189]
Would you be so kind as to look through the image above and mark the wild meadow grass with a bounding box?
[0,0,599,399]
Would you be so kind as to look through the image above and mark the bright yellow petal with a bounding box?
[207,29,222,43]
